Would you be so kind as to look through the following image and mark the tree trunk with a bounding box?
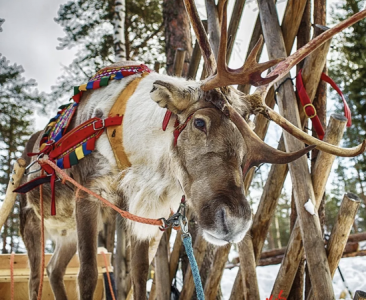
[163,0,192,76]
[113,0,126,61]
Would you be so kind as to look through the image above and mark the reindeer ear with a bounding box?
[150,80,194,114]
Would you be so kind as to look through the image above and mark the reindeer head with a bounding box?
[151,0,366,245]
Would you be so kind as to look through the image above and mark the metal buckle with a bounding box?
[93,119,105,131]
[303,103,317,119]
[24,153,45,176]
[158,195,187,232]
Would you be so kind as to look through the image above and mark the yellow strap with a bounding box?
[107,73,149,170]
[75,145,85,160]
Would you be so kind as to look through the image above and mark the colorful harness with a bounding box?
[16,64,151,215]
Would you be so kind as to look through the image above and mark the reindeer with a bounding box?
[17,0,366,299]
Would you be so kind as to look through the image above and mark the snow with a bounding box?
[221,256,366,300]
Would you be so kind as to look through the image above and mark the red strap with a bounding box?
[296,69,325,140]
[320,73,351,127]
[173,114,193,146]
[162,110,172,131]
[296,69,352,141]
[48,116,122,160]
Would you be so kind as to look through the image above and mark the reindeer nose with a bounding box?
[216,207,230,236]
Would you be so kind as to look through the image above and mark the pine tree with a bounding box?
[50,0,164,102]
[328,0,366,232]
[0,54,44,253]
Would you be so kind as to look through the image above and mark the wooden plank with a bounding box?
[0,250,112,271]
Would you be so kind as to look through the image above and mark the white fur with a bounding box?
[80,72,192,240]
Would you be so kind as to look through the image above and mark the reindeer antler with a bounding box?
[201,0,283,91]
[184,0,282,87]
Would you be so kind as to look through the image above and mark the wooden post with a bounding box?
[251,137,287,262]
[203,243,231,299]
[239,235,260,300]
[187,41,202,79]
[0,158,26,232]
[271,114,348,298]
[169,231,182,284]
[205,0,220,59]
[229,269,244,300]
[155,232,170,300]
[306,193,361,300]
[179,233,208,300]
[226,0,246,63]
[173,48,186,77]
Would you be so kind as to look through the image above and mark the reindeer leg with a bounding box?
[46,233,77,300]
[131,237,149,300]
[20,202,42,300]
[76,199,100,300]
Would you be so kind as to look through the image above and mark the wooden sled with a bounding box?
[0,248,114,300]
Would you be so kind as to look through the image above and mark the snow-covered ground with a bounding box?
[221,256,366,300]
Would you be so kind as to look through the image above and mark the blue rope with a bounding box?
[182,234,205,300]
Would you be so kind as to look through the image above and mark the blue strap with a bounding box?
[182,234,205,300]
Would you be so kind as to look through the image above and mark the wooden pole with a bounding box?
[169,231,182,284]
[205,0,220,59]
[0,158,26,232]
[258,3,335,298]
[239,235,260,300]
[226,0,246,63]
[203,243,231,299]
[229,269,244,300]
[306,193,361,299]
[271,113,348,298]
[172,48,186,77]
[251,137,287,262]
[187,41,202,79]
[179,233,208,300]
[155,232,170,300]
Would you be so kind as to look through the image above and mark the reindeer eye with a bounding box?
[194,118,206,131]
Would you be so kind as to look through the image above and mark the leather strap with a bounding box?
[296,69,352,141]
[296,69,325,140]
[14,176,51,194]
[320,72,351,127]
[48,116,122,160]
[107,73,149,170]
